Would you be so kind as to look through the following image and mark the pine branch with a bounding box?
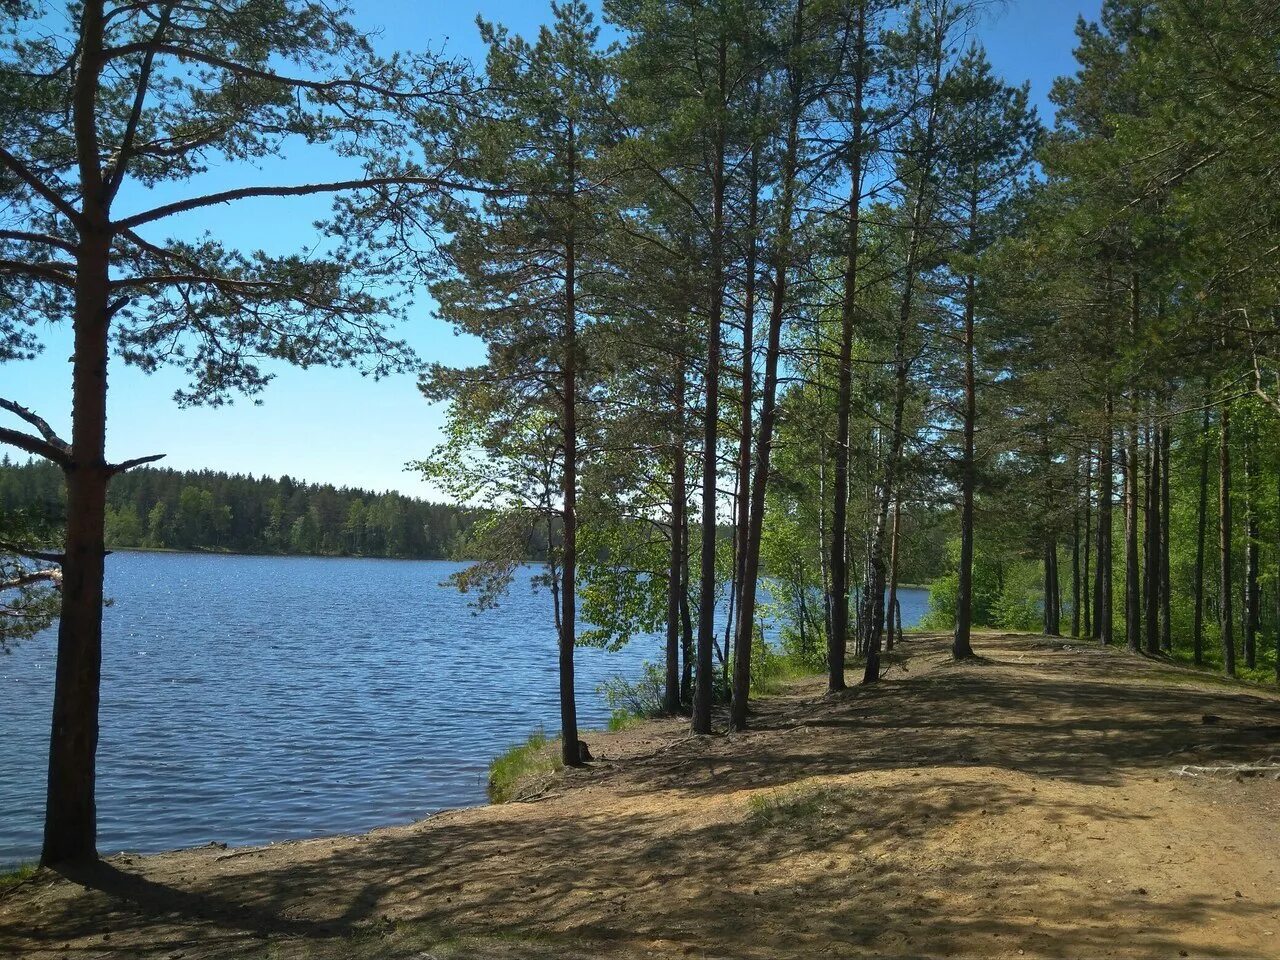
[0,398,70,452]
[108,453,166,474]
[0,146,84,226]
[115,175,495,230]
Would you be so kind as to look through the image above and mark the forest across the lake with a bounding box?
[0,458,489,559]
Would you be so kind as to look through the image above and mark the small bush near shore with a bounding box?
[487,730,563,803]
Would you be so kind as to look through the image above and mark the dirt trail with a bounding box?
[5,632,1280,959]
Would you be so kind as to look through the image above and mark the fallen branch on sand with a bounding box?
[1172,761,1280,779]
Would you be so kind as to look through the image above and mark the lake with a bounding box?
[0,552,929,866]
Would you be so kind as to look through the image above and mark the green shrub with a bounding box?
[598,662,667,718]
[487,730,562,803]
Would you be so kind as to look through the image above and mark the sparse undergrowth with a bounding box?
[0,863,36,892]
[745,783,848,838]
[487,731,563,803]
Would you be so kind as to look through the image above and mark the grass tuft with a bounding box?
[606,708,645,732]
[0,863,37,892]
[487,730,563,803]
[745,784,847,836]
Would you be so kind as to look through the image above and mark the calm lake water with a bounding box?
[0,552,929,866]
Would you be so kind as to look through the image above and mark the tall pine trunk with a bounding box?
[731,0,805,731]
[1097,397,1115,645]
[1220,401,1236,677]
[1192,400,1211,666]
[42,0,111,867]
[1124,417,1141,651]
[664,344,688,714]
[1071,466,1082,639]
[953,185,979,660]
[828,0,867,690]
[1083,445,1093,637]
[886,499,901,652]
[729,137,761,688]
[1159,421,1172,652]
[43,229,111,866]
[1144,421,1160,655]
[692,36,728,736]
[1244,426,1259,669]
[558,146,581,767]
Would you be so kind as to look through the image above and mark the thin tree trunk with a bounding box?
[862,6,945,684]
[1221,400,1237,677]
[731,0,806,731]
[681,563,693,707]
[1145,420,1160,656]
[1098,397,1115,645]
[1072,456,1082,638]
[558,136,581,767]
[1044,539,1061,636]
[692,34,728,736]
[1083,444,1093,638]
[953,183,979,660]
[828,0,866,691]
[1125,275,1141,652]
[1193,400,1211,666]
[1125,414,1141,652]
[1244,426,1259,669]
[1160,420,1172,652]
[886,499,901,652]
[663,346,688,715]
[729,133,760,690]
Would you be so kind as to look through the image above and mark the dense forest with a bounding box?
[1,0,1278,870]
[0,458,484,558]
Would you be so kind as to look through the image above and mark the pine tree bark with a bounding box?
[1159,420,1172,652]
[1144,421,1160,656]
[558,128,581,767]
[1192,400,1211,666]
[729,135,761,687]
[886,499,901,652]
[1124,275,1141,652]
[1244,426,1259,669]
[1220,401,1237,677]
[1083,444,1093,638]
[828,0,867,690]
[664,344,687,715]
[1071,473,1082,638]
[1125,417,1141,651]
[730,0,806,731]
[953,184,979,661]
[1097,397,1115,645]
[692,34,728,736]
[42,0,110,864]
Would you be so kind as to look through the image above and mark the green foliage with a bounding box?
[0,508,59,651]
[598,662,668,719]
[486,730,563,804]
[920,536,1005,631]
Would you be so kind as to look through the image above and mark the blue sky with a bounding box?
[2,0,1099,498]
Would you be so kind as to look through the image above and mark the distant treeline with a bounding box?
[0,458,508,560]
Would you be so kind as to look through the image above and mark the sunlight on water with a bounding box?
[0,553,929,865]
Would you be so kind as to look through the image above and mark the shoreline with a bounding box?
[6,633,1280,959]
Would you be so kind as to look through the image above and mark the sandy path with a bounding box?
[4,632,1280,959]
